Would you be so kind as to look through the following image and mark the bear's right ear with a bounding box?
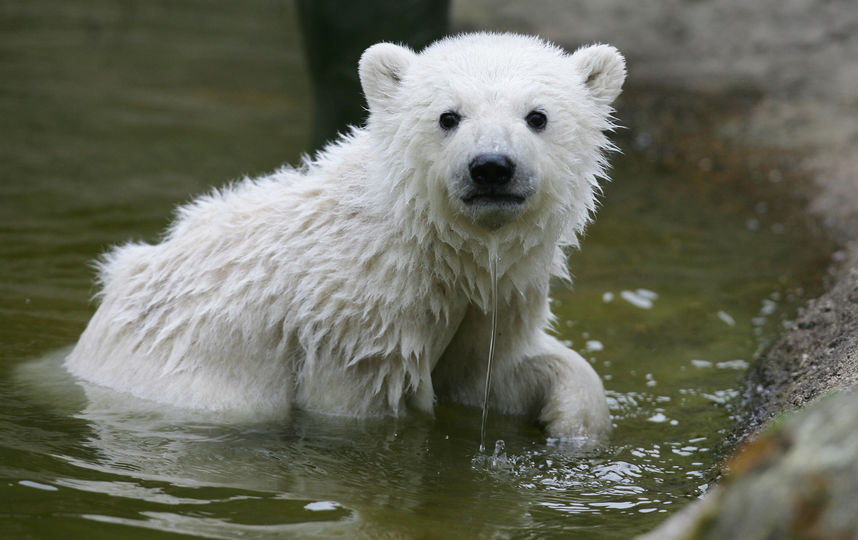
[359,42,416,113]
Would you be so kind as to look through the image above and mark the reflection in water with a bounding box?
[12,339,747,538]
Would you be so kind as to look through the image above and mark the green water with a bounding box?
[0,2,831,538]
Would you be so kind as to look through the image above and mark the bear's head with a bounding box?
[359,33,625,246]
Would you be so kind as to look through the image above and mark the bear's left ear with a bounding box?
[570,44,626,105]
[359,42,417,113]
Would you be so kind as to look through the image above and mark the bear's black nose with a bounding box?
[469,154,516,186]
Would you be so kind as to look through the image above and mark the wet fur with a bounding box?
[66,33,625,439]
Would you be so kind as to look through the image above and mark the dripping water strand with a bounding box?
[479,244,499,453]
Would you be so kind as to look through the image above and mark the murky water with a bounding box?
[0,2,832,539]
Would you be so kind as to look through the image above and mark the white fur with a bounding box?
[66,33,625,440]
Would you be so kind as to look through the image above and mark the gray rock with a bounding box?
[743,264,858,437]
[640,391,858,539]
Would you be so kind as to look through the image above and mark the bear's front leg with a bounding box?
[520,332,612,441]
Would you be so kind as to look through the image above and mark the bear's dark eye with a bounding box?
[439,111,461,131]
[525,110,548,131]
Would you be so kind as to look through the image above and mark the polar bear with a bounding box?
[65,33,625,440]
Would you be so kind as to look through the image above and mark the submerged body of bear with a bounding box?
[66,33,626,440]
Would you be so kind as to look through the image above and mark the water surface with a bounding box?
[0,2,831,538]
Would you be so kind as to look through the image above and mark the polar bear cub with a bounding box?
[66,33,625,440]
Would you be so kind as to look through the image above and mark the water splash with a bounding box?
[479,241,500,453]
[490,439,506,468]
[471,439,511,471]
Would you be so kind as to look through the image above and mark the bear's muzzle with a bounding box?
[462,153,529,208]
